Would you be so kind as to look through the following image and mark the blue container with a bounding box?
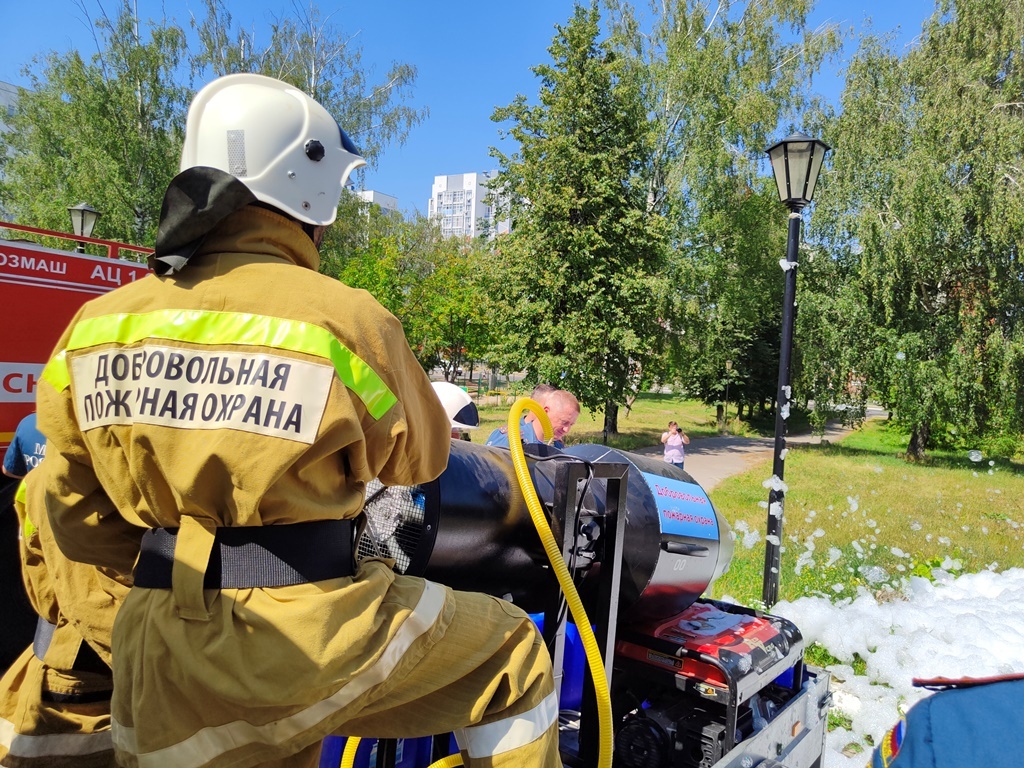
[772,665,796,689]
[530,613,586,712]
[318,736,346,768]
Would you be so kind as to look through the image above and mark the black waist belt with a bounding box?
[133,519,355,589]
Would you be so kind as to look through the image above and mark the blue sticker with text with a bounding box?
[642,472,718,540]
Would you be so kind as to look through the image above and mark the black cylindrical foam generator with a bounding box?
[357,440,733,621]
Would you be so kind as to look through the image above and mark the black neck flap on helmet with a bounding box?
[150,166,257,276]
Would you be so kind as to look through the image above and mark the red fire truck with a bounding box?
[0,221,151,451]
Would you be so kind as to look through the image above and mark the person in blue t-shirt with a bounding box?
[869,674,1024,768]
[3,413,47,478]
[487,387,579,450]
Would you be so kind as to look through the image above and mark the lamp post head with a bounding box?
[766,132,831,212]
[67,202,101,239]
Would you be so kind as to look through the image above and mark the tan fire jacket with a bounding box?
[35,207,457,767]
[0,472,125,768]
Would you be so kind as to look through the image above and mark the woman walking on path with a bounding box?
[661,420,690,469]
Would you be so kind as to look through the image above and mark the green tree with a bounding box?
[489,2,667,435]
[324,203,492,379]
[410,239,493,382]
[0,1,187,247]
[323,192,412,310]
[190,0,427,172]
[605,0,843,420]
[808,0,1024,458]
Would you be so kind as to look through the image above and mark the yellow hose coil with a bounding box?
[506,397,613,768]
[425,754,463,768]
[339,737,360,768]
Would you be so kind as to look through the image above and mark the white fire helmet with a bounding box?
[179,73,366,226]
[431,382,480,430]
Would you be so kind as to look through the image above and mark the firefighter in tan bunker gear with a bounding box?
[0,473,126,768]
[34,73,560,768]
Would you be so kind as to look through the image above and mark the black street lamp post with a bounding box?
[67,202,101,253]
[761,132,830,608]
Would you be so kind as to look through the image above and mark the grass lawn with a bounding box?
[709,419,1024,606]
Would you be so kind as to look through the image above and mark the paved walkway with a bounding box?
[634,408,884,491]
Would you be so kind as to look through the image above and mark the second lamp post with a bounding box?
[67,202,101,253]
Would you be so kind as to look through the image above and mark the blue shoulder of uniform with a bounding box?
[872,676,1024,768]
[872,716,907,768]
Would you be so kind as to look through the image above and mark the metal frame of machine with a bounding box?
[541,456,831,768]
[543,458,629,767]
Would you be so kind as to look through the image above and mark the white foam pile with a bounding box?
[771,569,1024,766]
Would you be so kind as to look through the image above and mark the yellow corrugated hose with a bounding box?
[339,737,360,768]
[507,397,613,768]
[425,754,463,768]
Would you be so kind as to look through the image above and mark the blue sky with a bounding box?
[2,0,936,217]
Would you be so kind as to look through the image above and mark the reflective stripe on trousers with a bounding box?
[31,618,56,662]
[0,715,113,760]
[454,690,559,759]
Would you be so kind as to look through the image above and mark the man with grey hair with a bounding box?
[486,385,580,449]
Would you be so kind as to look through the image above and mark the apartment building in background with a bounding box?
[0,82,20,218]
[0,81,17,131]
[427,171,509,239]
[356,189,400,216]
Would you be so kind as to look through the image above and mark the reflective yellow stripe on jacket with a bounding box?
[42,309,397,419]
[15,480,36,539]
